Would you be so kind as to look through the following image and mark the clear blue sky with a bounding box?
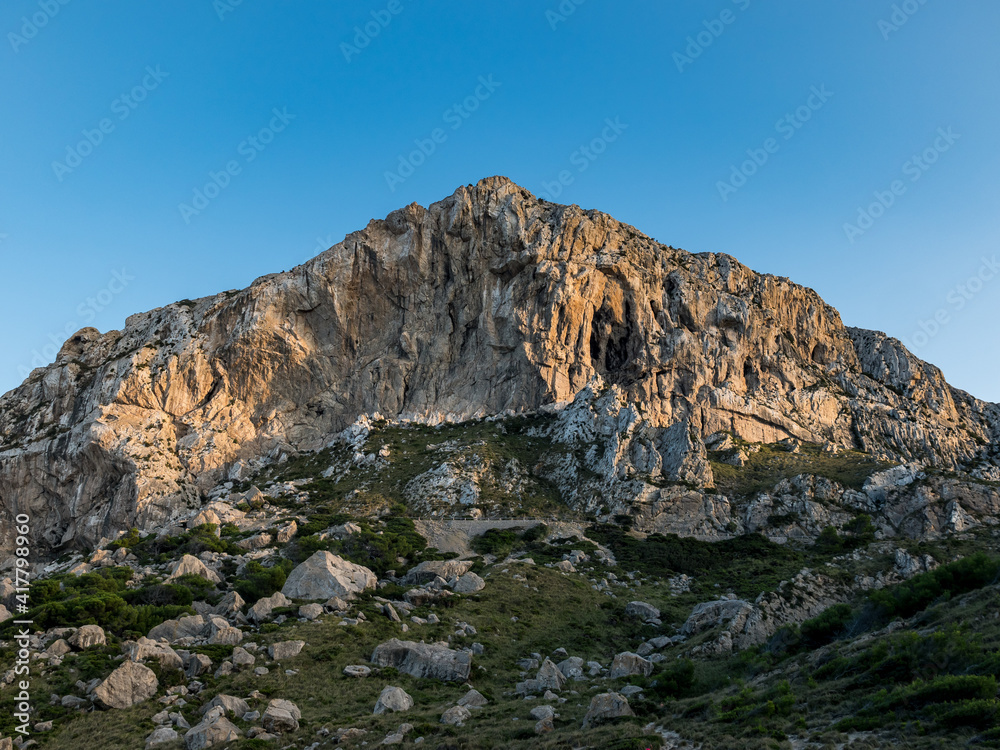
[1,1,998,401]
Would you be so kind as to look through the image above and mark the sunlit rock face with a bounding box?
[0,176,996,557]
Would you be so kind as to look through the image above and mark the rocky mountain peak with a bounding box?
[0,178,997,559]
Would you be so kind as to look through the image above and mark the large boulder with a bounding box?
[188,509,221,529]
[69,624,106,650]
[93,661,159,709]
[200,694,250,718]
[268,640,305,660]
[609,652,653,679]
[147,615,211,643]
[403,560,474,585]
[583,692,634,728]
[185,653,213,677]
[450,572,486,594]
[374,686,413,715]
[680,598,753,637]
[371,639,472,682]
[457,689,488,707]
[536,658,567,690]
[625,601,661,622]
[280,551,376,600]
[209,590,245,617]
[516,658,566,694]
[167,554,222,584]
[557,656,585,680]
[262,699,300,734]
[185,709,241,749]
[207,625,243,646]
[128,637,184,670]
[248,591,292,623]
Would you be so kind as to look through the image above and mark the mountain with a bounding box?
[4,178,1000,750]
[1,176,998,559]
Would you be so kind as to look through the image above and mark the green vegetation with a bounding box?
[247,415,576,519]
[709,440,896,497]
[293,515,436,576]
[113,524,241,565]
[234,559,294,604]
[2,567,200,639]
[589,526,807,600]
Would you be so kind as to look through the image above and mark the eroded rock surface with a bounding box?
[1,176,997,557]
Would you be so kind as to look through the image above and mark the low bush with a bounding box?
[869,552,1000,620]
[235,559,294,604]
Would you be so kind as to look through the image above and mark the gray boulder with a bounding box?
[93,661,159,709]
[371,639,472,682]
[441,705,472,725]
[262,699,300,734]
[200,694,250,718]
[457,688,488,707]
[268,640,305,660]
[625,601,661,621]
[69,624,106,650]
[248,591,292,623]
[450,572,486,594]
[145,726,179,748]
[281,551,377,600]
[167,554,222,584]
[185,709,241,749]
[583,692,634,727]
[374,686,413,715]
[147,614,211,643]
[609,652,653,679]
[403,559,474,585]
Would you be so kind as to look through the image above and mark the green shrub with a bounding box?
[109,527,141,549]
[813,526,843,553]
[935,698,1000,729]
[869,553,1000,620]
[521,523,549,543]
[649,658,696,699]
[123,583,193,608]
[883,675,997,709]
[471,528,519,557]
[235,560,293,603]
[799,603,853,648]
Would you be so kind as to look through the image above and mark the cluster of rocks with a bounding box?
[145,693,302,749]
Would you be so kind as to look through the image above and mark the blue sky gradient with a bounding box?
[1,0,998,400]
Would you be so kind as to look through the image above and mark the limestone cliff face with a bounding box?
[0,176,997,557]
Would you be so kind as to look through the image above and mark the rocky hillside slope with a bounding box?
[3,473,1000,750]
[1,176,998,559]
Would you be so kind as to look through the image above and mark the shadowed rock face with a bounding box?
[0,176,997,558]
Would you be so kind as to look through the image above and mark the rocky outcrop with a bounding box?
[371,639,472,682]
[185,709,241,749]
[262,699,300,734]
[280,551,376,600]
[92,661,158,709]
[403,559,474,585]
[583,693,634,727]
[0,176,997,558]
[68,624,106,649]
